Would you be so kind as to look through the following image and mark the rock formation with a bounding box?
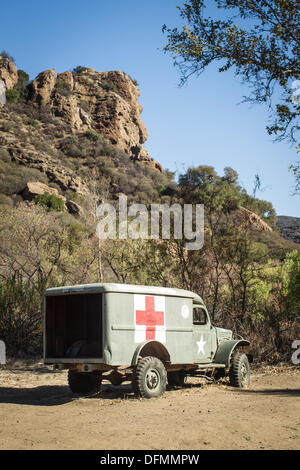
[28,67,162,171]
[234,206,273,232]
[0,56,18,90]
[21,181,66,202]
[0,56,163,172]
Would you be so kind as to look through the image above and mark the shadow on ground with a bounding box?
[0,385,74,406]
[0,379,211,406]
[0,382,138,406]
[233,388,300,397]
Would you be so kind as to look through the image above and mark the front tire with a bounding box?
[133,356,167,398]
[68,370,102,394]
[229,352,250,388]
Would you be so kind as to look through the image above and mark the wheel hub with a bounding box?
[146,368,160,390]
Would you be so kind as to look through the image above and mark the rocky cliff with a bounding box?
[29,66,162,170]
[0,57,168,215]
[0,57,162,171]
[277,216,300,244]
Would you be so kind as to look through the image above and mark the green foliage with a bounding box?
[281,250,300,319]
[163,0,300,190]
[131,78,138,87]
[0,50,15,63]
[163,0,299,142]
[72,66,89,74]
[126,74,139,87]
[6,87,20,103]
[179,165,242,212]
[17,69,30,100]
[27,118,38,128]
[101,80,119,94]
[5,69,30,103]
[55,79,69,90]
[100,239,173,286]
[85,129,103,141]
[34,192,65,212]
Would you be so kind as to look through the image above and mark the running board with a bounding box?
[195,363,226,369]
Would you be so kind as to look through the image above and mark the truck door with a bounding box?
[192,305,213,364]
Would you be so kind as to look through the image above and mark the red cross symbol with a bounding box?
[135,296,164,340]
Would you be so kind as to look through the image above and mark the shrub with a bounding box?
[85,129,102,141]
[128,75,139,86]
[34,192,65,212]
[27,118,38,128]
[5,70,30,104]
[0,164,48,196]
[6,88,20,103]
[0,50,15,63]
[72,66,89,74]
[55,80,69,90]
[101,80,118,94]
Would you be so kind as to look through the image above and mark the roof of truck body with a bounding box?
[45,283,203,303]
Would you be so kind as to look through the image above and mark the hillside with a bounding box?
[276,215,300,245]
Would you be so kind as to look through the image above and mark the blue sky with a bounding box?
[1,0,299,216]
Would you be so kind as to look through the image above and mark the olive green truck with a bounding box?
[44,283,251,398]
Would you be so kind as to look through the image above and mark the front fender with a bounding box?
[213,339,250,368]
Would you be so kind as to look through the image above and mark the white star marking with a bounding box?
[196,335,206,355]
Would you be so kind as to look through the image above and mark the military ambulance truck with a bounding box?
[44,283,251,398]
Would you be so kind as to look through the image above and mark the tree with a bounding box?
[179,165,242,212]
[163,1,299,145]
[0,50,15,63]
[16,69,30,100]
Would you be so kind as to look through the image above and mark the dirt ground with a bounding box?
[0,361,299,450]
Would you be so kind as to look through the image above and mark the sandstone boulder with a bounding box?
[56,70,74,91]
[31,69,57,105]
[20,181,66,202]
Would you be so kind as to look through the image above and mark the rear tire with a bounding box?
[133,356,167,399]
[229,352,250,388]
[68,370,102,394]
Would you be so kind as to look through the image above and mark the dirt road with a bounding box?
[0,363,299,450]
